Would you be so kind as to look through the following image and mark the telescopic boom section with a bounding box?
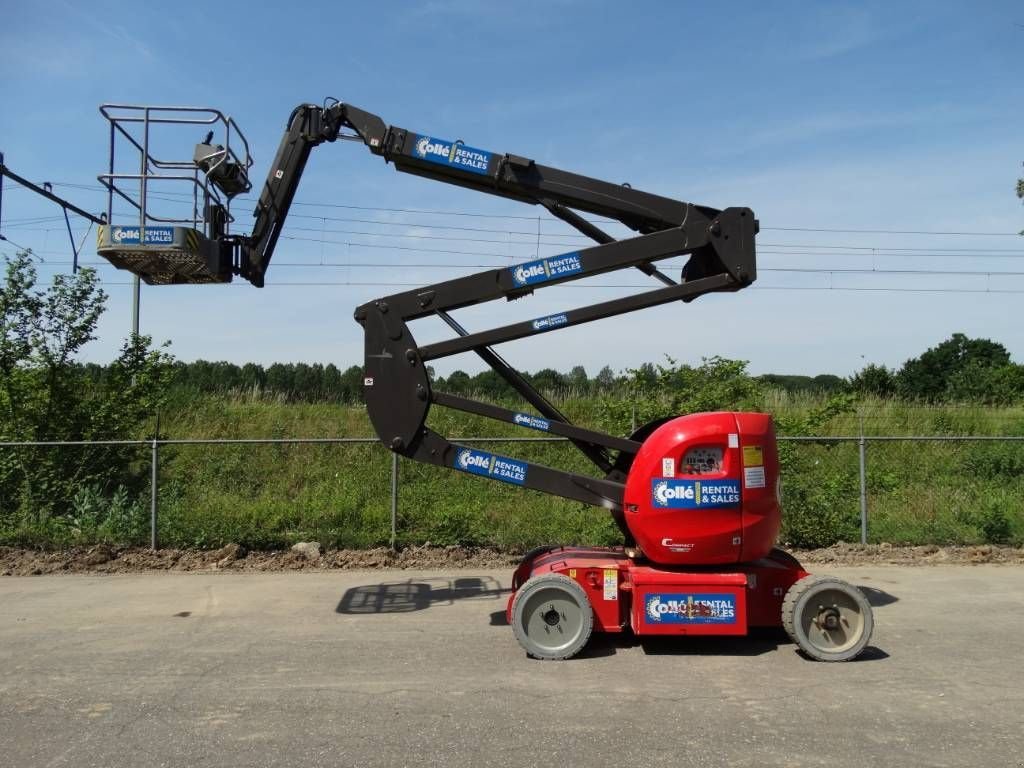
[237,101,758,518]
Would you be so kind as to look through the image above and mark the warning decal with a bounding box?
[603,569,617,601]
[744,466,766,489]
[742,445,763,467]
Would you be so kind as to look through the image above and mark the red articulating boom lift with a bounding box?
[96,101,873,661]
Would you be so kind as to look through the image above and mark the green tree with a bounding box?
[530,368,568,395]
[0,251,175,532]
[633,362,657,389]
[567,365,589,394]
[596,356,763,435]
[945,361,1024,405]
[594,365,616,390]
[445,370,473,395]
[758,374,844,394]
[291,363,317,399]
[811,374,845,392]
[265,362,294,396]
[339,365,365,403]
[897,333,1010,401]
[241,362,267,393]
[469,369,514,400]
[848,363,897,397]
[321,363,342,401]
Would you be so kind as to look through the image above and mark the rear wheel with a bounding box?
[782,575,873,661]
[511,574,593,660]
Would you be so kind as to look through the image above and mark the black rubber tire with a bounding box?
[511,573,593,660]
[782,575,874,662]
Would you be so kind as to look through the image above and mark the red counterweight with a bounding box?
[622,412,781,566]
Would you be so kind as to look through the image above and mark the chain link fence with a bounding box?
[3,434,1023,549]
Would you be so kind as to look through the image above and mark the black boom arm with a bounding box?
[236,101,758,522]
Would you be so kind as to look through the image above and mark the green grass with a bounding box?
[152,417,624,551]
[4,391,1024,549]
[149,393,1024,549]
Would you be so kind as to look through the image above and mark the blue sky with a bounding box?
[1,0,1022,377]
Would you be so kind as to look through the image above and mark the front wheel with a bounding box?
[511,574,593,660]
[781,575,874,661]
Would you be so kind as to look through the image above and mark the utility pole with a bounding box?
[132,275,140,336]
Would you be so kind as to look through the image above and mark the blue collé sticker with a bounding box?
[109,226,174,245]
[511,253,583,287]
[455,448,527,485]
[651,479,741,509]
[645,593,737,624]
[531,313,568,332]
[413,135,491,175]
[512,413,550,432]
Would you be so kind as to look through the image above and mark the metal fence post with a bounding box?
[858,437,868,545]
[390,451,398,551]
[150,439,159,550]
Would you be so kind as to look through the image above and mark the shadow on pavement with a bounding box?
[640,627,785,657]
[337,576,509,615]
[572,634,624,659]
[500,628,628,659]
[853,646,890,661]
[857,585,899,607]
[640,629,889,661]
[793,645,890,662]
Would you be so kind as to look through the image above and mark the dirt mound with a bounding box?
[0,544,519,576]
[1,542,1021,576]
[792,541,1024,566]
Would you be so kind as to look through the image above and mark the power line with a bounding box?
[766,226,1021,237]
[283,214,586,238]
[16,246,1024,283]
[22,180,1024,237]
[8,211,1024,253]
[38,257,1024,279]
[760,242,1024,254]
[0,234,35,253]
[272,234,1024,263]
[80,279,1024,294]
[8,221,1024,266]
[2,215,70,226]
[7,180,1023,294]
[5,248,1023,295]
[7,212,1024,262]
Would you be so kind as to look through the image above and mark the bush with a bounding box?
[0,250,174,533]
[957,494,1015,545]
[777,443,861,548]
[68,485,149,545]
[596,356,763,435]
[775,393,860,547]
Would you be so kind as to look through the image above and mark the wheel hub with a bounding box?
[511,575,594,660]
[782,576,874,662]
[818,606,841,631]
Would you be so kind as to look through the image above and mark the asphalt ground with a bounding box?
[1,565,1021,767]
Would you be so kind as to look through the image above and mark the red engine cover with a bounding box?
[622,412,780,566]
